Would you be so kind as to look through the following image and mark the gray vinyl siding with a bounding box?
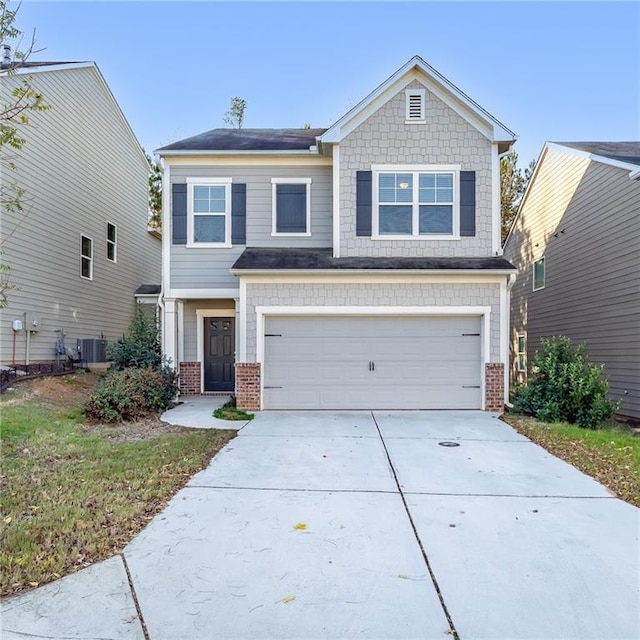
[504,148,640,418]
[0,66,160,364]
[169,164,332,290]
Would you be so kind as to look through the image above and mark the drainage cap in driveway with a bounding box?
[438,441,461,447]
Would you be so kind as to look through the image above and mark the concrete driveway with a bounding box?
[2,411,638,639]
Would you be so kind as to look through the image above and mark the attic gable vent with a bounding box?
[405,88,426,123]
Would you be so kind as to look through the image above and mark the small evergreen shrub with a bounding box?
[108,305,161,370]
[84,366,178,423]
[513,336,619,429]
[84,305,178,422]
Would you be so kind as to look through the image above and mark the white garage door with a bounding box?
[263,315,482,409]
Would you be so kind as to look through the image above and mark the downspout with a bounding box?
[504,272,517,408]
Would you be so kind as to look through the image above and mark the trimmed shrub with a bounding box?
[84,366,178,423]
[513,336,619,429]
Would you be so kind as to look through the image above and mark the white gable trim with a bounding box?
[546,142,640,174]
[320,56,515,145]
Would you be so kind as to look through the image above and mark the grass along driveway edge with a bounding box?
[502,413,640,508]
[1,374,236,597]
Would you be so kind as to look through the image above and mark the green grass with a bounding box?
[213,401,254,421]
[503,414,640,507]
[0,377,235,597]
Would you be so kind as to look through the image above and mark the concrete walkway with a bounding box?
[2,411,638,639]
[160,395,250,430]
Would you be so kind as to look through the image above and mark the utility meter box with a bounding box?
[24,313,41,332]
[12,318,23,331]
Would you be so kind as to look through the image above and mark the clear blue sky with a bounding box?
[16,1,640,166]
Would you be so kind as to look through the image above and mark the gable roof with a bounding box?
[552,142,640,168]
[319,55,516,150]
[503,140,640,249]
[157,128,326,153]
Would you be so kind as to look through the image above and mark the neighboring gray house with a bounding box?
[157,56,517,411]
[0,61,161,366]
[503,142,640,420]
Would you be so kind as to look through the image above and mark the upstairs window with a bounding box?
[107,222,117,262]
[533,257,545,291]
[517,335,526,372]
[405,88,426,123]
[271,178,311,236]
[187,178,232,247]
[374,167,458,238]
[81,235,93,280]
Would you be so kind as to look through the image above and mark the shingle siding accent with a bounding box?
[504,148,640,419]
[243,281,502,363]
[340,80,493,257]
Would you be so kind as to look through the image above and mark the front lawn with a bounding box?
[0,373,235,597]
[502,414,640,508]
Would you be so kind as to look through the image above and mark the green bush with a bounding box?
[84,366,178,423]
[108,305,161,370]
[513,336,619,428]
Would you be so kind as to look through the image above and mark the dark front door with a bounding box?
[204,317,235,391]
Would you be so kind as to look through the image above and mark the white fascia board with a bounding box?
[230,268,516,277]
[547,142,640,173]
[629,167,640,181]
[9,61,94,75]
[155,149,321,157]
[168,288,240,299]
[320,55,516,144]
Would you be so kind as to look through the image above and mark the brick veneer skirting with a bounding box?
[236,363,261,411]
[179,361,201,395]
[485,363,505,412]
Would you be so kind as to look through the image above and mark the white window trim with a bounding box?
[80,235,93,280]
[533,257,545,291]
[186,177,233,248]
[271,177,312,237]
[405,88,426,124]
[106,221,117,263]
[371,164,461,240]
[517,334,526,372]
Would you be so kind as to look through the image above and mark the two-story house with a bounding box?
[0,59,161,367]
[157,56,517,411]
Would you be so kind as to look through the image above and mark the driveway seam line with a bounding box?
[119,552,150,640]
[402,492,616,499]
[186,485,398,494]
[371,411,460,640]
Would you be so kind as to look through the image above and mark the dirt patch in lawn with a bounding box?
[3,371,101,407]
[83,417,198,443]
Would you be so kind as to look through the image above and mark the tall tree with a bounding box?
[500,150,536,245]
[0,0,50,307]
[223,96,246,129]
[146,152,162,229]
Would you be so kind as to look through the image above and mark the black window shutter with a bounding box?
[356,171,372,237]
[276,184,307,233]
[460,171,476,237]
[172,183,187,245]
[231,183,246,245]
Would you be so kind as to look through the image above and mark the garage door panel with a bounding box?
[263,315,483,410]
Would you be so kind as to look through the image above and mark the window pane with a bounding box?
[435,187,453,203]
[107,223,116,242]
[419,205,453,234]
[379,205,412,235]
[436,173,453,188]
[81,257,91,278]
[518,336,525,352]
[81,236,92,257]
[379,173,412,203]
[419,174,435,188]
[276,184,307,233]
[420,173,453,204]
[534,259,545,289]
[107,243,115,261]
[193,185,226,213]
[194,215,225,243]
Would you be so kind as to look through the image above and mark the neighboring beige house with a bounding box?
[503,142,640,420]
[0,60,161,367]
[157,56,517,411]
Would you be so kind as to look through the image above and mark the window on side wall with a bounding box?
[81,235,93,280]
[271,178,311,236]
[374,167,458,238]
[187,178,232,247]
[107,222,117,262]
[517,335,526,372]
[533,257,545,291]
